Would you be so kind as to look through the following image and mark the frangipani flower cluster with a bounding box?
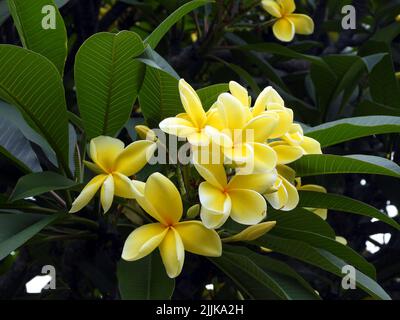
[70,79,324,278]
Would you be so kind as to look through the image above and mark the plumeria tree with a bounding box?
[0,0,400,300]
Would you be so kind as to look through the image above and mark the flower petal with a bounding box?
[174,221,222,256]
[199,181,230,212]
[144,173,183,225]
[269,142,304,164]
[228,170,277,193]
[238,142,277,174]
[229,189,267,225]
[159,228,185,278]
[223,221,276,242]
[114,140,156,176]
[217,93,248,130]
[204,125,233,148]
[273,18,295,42]
[229,81,250,107]
[90,136,124,172]
[187,131,210,146]
[264,178,288,210]
[200,206,231,229]
[252,86,285,117]
[122,223,168,261]
[300,136,322,154]
[100,174,114,213]
[277,0,296,14]
[261,0,282,17]
[179,79,206,128]
[280,177,299,211]
[194,163,227,189]
[223,143,253,165]
[113,172,137,198]
[70,175,107,213]
[159,117,197,137]
[267,105,293,138]
[287,14,314,35]
[243,113,278,143]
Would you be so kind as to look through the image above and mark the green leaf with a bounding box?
[269,228,376,279]
[75,31,145,139]
[7,0,68,74]
[10,171,77,202]
[356,100,400,116]
[0,116,41,173]
[138,46,179,79]
[196,83,228,111]
[298,190,400,231]
[138,66,182,128]
[290,154,400,178]
[117,251,175,300]
[144,0,212,48]
[305,116,400,147]
[0,45,69,170]
[0,212,62,260]
[253,235,391,300]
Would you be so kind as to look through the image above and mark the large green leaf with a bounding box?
[138,66,182,128]
[138,46,179,79]
[7,0,67,74]
[305,116,400,147]
[253,235,391,300]
[117,251,175,300]
[144,0,212,48]
[75,31,145,139]
[0,212,62,260]
[290,154,400,178]
[0,45,69,170]
[298,190,400,231]
[0,116,41,173]
[10,171,77,202]
[196,83,228,111]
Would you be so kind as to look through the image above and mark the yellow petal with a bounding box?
[298,184,327,193]
[261,0,282,17]
[159,228,185,278]
[135,125,157,141]
[70,175,107,213]
[228,170,277,193]
[264,177,288,210]
[200,206,231,229]
[217,93,248,130]
[114,140,156,176]
[277,0,296,14]
[100,174,114,213]
[287,14,314,35]
[122,223,168,261]
[252,86,285,117]
[243,113,278,143]
[301,136,322,154]
[191,142,224,166]
[277,164,296,183]
[179,79,206,128]
[194,163,227,189]
[199,182,231,212]
[174,221,222,256]
[269,142,304,164]
[84,160,104,174]
[223,221,276,242]
[229,189,267,225]
[266,106,293,138]
[283,123,304,145]
[90,136,124,172]
[205,108,224,130]
[280,176,299,211]
[144,173,183,225]
[229,81,250,107]
[159,117,198,137]
[131,180,145,197]
[223,143,253,165]
[204,125,233,148]
[273,18,295,42]
[238,142,277,174]
[113,172,137,198]
[187,131,210,146]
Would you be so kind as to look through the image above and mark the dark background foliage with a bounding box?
[0,0,399,299]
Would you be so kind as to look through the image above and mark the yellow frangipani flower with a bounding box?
[159,79,221,146]
[206,92,279,173]
[263,164,299,211]
[222,221,276,243]
[194,162,277,229]
[70,136,156,213]
[283,123,322,155]
[122,173,222,278]
[296,178,328,219]
[229,81,294,139]
[261,0,314,42]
